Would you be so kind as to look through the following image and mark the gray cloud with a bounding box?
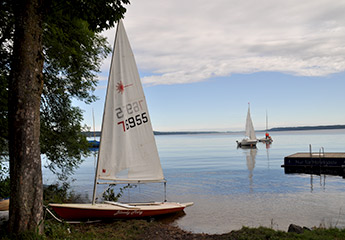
[101,0,345,85]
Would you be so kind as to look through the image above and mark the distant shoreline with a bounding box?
[84,124,345,137]
[268,124,345,132]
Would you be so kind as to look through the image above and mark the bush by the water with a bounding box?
[43,182,84,204]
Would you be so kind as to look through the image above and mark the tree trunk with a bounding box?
[9,0,44,234]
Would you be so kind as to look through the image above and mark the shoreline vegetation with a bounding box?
[2,217,345,239]
[84,124,345,137]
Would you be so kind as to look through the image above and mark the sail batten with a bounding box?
[96,20,164,183]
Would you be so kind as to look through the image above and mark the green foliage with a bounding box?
[40,223,345,240]
[0,1,12,159]
[0,0,130,181]
[2,0,130,235]
[43,183,83,205]
[40,103,90,181]
[102,184,135,202]
[39,11,112,180]
[42,219,149,240]
[4,218,345,240]
[226,226,345,240]
[42,15,110,104]
[302,227,345,240]
[0,231,45,240]
[0,155,9,198]
[39,10,112,180]
[230,227,289,240]
[44,220,73,239]
[47,0,131,33]
[0,220,44,240]
[0,157,8,180]
[0,177,10,198]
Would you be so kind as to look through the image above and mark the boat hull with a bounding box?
[258,138,273,143]
[237,139,257,147]
[49,202,193,221]
[88,140,100,151]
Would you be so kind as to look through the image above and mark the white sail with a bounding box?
[245,104,256,140]
[96,20,164,183]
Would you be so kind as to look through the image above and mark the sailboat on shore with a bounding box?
[49,20,193,221]
[236,103,257,148]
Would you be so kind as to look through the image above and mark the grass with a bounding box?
[225,226,345,240]
[2,218,345,240]
[0,219,152,240]
[44,220,149,240]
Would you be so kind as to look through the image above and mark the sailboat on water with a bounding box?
[49,20,193,220]
[258,111,273,144]
[88,108,100,150]
[236,103,257,148]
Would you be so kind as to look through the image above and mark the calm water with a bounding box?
[43,129,345,234]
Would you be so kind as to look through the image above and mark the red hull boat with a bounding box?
[49,202,193,221]
[49,20,193,221]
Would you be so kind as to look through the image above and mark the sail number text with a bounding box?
[117,113,148,132]
[115,100,144,119]
[116,100,148,132]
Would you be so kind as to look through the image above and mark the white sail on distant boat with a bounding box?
[88,108,100,150]
[49,20,193,220]
[236,103,257,148]
[258,110,273,144]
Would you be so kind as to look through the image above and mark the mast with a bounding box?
[92,108,96,140]
[266,110,268,132]
[92,20,121,205]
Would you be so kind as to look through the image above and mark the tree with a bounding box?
[9,0,45,234]
[1,0,113,182]
[40,9,111,180]
[7,0,130,235]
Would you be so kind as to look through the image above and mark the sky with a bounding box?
[78,0,345,132]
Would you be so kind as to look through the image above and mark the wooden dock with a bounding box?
[283,152,345,167]
[282,152,345,176]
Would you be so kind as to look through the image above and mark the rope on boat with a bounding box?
[43,205,101,224]
[164,182,167,202]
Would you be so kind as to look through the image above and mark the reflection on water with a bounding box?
[310,174,326,192]
[154,210,186,224]
[42,130,345,234]
[284,166,345,178]
[243,148,257,192]
[284,168,338,193]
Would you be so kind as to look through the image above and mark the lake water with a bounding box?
[42,129,345,234]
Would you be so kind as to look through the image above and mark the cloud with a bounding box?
[101,0,345,85]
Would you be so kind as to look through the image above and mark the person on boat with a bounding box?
[265,132,270,139]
